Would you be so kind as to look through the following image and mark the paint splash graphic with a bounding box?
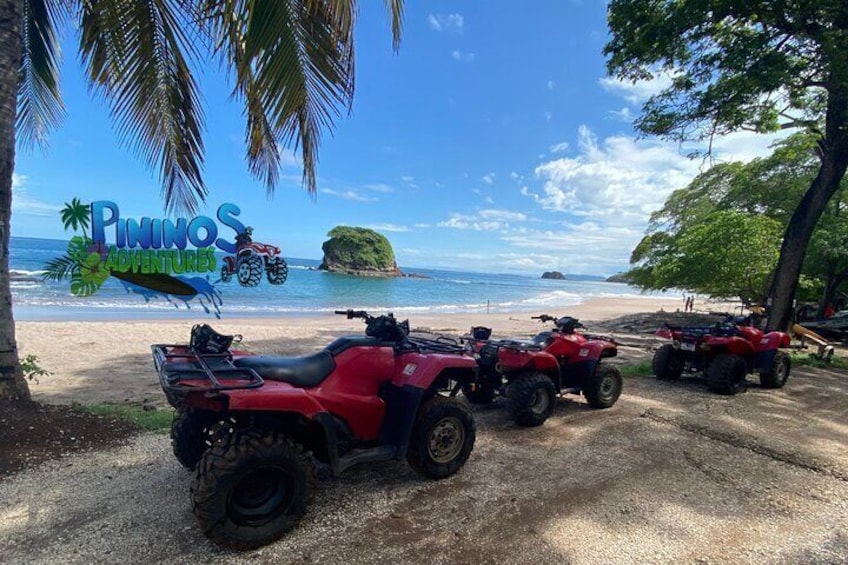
[120,275,224,318]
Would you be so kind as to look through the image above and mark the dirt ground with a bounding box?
[1,358,847,564]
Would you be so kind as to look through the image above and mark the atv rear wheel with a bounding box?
[705,354,747,395]
[759,350,791,389]
[583,363,623,409]
[461,382,496,405]
[653,344,684,380]
[266,257,288,285]
[407,397,476,479]
[220,266,232,283]
[171,408,216,470]
[506,372,557,427]
[192,429,315,550]
[237,253,263,287]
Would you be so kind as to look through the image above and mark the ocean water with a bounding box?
[9,237,676,321]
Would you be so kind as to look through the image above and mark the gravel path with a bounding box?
[2,367,847,564]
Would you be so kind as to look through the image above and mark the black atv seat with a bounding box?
[234,351,336,388]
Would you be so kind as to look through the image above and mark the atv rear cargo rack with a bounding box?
[152,344,264,395]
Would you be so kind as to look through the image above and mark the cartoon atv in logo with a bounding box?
[220,227,288,287]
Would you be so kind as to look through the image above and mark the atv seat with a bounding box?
[234,351,335,388]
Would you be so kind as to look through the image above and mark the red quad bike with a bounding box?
[464,314,623,427]
[152,311,477,549]
[652,313,792,395]
[220,241,288,287]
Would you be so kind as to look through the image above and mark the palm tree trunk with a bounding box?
[0,0,31,401]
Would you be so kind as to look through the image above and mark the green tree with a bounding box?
[630,210,783,305]
[630,133,848,311]
[606,0,848,330]
[0,0,404,400]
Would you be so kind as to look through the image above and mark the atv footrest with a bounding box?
[152,344,264,394]
[336,445,398,475]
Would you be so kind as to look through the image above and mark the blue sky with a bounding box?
[12,1,782,276]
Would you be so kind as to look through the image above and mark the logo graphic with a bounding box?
[43,199,287,317]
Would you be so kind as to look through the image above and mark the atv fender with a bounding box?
[392,353,478,389]
[224,381,324,415]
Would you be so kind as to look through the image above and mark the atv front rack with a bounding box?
[405,335,470,354]
[152,344,264,395]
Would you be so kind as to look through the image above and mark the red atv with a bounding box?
[152,311,477,549]
[464,314,623,426]
[653,314,792,395]
[220,241,288,287]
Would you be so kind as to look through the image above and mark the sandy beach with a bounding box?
[15,296,690,406]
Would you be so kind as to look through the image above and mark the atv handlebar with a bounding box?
[531,314,558,323]
[334,309,372,320]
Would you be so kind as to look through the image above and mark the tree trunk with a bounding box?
[0,0,30,401]
[817,273,845,318]
[767,70,848,330]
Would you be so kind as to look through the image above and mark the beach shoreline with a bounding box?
[16,296,704,407]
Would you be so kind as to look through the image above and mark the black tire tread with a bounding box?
[238,254,263,287]
[706,353,747,395]
[192,428,315,550]
[759,350,791,389]
[407,396,476,479]
[653,344,684,380]
[583,363,623,409]
[506,372,557,427]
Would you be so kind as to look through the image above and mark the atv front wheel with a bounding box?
[759,350,790,389]
[407,396,476,479]
[461,382,496,405]
[706,354,747,395]
[266,257,288,285]
[653,344,684,380]
[171,408,216,470]
[583,363,623,409]
[192,429,315,549]
[506,372,557,427]
[236,253,263,287]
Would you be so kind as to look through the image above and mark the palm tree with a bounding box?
[0,0,404,400]
[60,197,90,236]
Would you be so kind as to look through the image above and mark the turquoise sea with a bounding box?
[9,237,677,321]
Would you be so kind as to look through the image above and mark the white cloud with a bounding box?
[599,74,673,105]
[451,50,477,63]
[549,141,570,153]
[521,125,788,272]
[365,183,394,193]
[400,175,419,189]
[510,171,520,180]
[438,214,503,232]
[544,111,552,122]
[607,106,634,122]
[413,223,431,229]
[11,174,61,217]
[428,13,464,32]
[547,80,555,91]
[532,125,700,228]
[365,223,408,233]
[479,209,527,222]
[481,172,495,185]
[320,188,374,202]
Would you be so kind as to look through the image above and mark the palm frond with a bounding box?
[383,0,403,52]
[17,0,66,150]
[42,254,80,282]
[206,0,357,196]
[79,0,206,214]
[60,197,91,233]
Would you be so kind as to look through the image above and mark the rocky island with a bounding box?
[541,271,566,280]
[319,226,403,277]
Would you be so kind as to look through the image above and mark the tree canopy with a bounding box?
[606,0,848,329]
[628,133,848,310]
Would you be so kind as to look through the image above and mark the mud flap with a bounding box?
[754,349,777,372]
[378,384,425,458]
[561,359,598,390]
